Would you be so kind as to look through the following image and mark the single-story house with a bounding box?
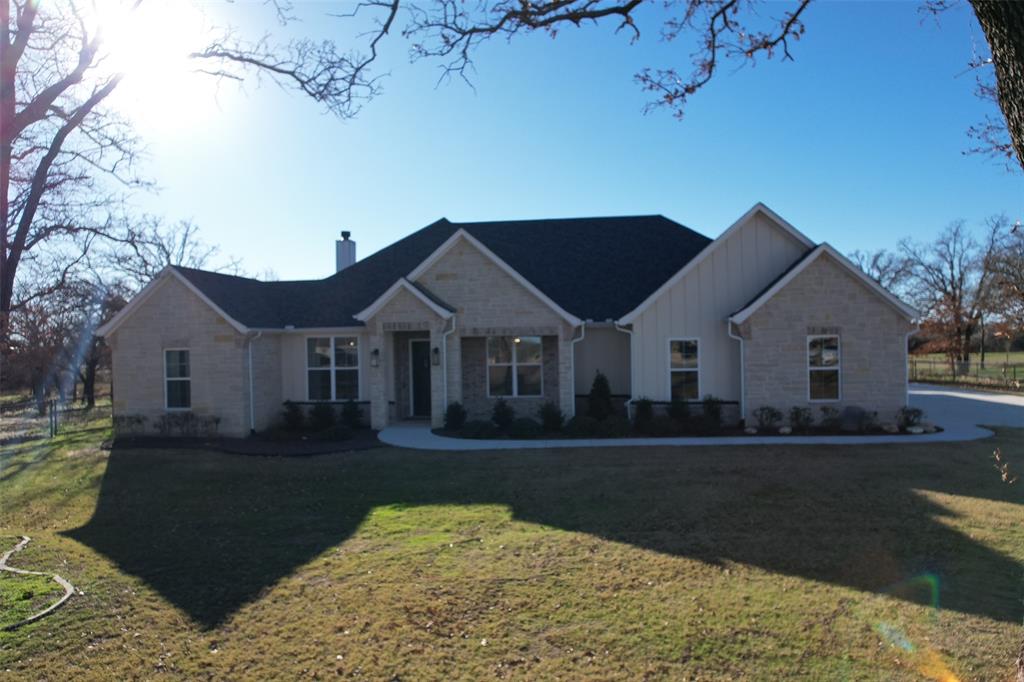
[98,203,919,435]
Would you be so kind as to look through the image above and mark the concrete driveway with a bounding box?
[379,384,1014,450]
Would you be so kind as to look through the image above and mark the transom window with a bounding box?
[808,335,840,401]
[164,349,191,409]
[669,339,699,401]
[487,336,542,397]
[307,337,359,401]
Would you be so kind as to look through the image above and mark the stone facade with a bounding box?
[739,253,914,424]
[460,335,560,421]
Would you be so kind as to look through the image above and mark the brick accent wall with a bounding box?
[460,335,560,421]
[740,254,914,424]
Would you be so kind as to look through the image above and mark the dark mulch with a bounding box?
[104,429,383,457]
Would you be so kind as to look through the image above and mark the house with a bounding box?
[97,203,919,436]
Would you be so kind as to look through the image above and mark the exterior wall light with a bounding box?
[370,348,380,368]
[432,347,441,366]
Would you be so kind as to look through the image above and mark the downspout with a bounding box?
[247,331,263,435]
[441,315,457,411]
[568,322,587,417]
[726,320,745,424]
[614,322,633,420]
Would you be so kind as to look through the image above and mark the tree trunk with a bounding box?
[81,360,97,408]
[971,0,1024,171]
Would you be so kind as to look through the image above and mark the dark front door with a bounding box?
[410,340,431,417]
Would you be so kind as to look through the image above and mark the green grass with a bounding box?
[0,415,1022,680]
[0,556,66,629]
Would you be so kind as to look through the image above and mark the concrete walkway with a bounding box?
[378,384,1018,451]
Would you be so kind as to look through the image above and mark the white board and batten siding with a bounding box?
[628,209,812,402]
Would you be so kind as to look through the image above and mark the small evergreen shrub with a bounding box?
[309,402,336,431]
[538,401,565,432]
[564,415,600,438]
[819,406,841,431]
[668,399,690,424]
[462,420,498,439]
[896,406,924,429]
[789,406,813,432]
[753,405,783,431]
[633,398,655,433]
[445,401,468,431]
[509,417,543,438]
[340,400,363,429]
[491,398,515,431]
[859,410,879,433]
[587,371,614,421]
[701,395,723,429]
[282,401,305,431]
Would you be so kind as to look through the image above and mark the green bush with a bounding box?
[668,399,690,424]
[587,371,614,421]
[282,401,305,431]
[491,398,515,431]
[859,410,879,433]
[789,406,813,432]
[896,406,924,429]
[461,419,498,439]
[564,415,600,438]
[633,398,655,433]
[753,405,783,430]
[701,395,723,430]
[309,402,336,431]
[538,401,565,432]
[445,401,468,430]
[819,406,841,431]
[509,417,543,438]
[340,400,363,429]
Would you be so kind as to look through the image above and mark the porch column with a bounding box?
[445,332,463,409]
[558,324,575,418]
[368,330,389,430]
[429,324,445,428]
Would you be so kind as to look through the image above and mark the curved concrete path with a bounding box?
[378,384,1018,451]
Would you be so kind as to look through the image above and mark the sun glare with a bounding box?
[93,0,220,131]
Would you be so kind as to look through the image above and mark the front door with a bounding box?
[409,339,431,418]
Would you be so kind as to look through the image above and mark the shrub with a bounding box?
[564,415,600,438]
[309,402,336,431]
[282,401,305,431]
[701,395,723,429]
[445,401,468,431]
[509,417,543,438]
[491,398,515,431]
[596,415,632,438]
[462,419,498,439]
[789,406,813,432]
[538,401,565,432]
[753,405,783,431]
[587,371,614,421]
[896,406,925,429]
[859,410,879,433]
[633,398,655,433]
[340,400,363,429]
[668,399,690,424]
[819,406,841,431]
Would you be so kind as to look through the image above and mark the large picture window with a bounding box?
[808,335,840,401]
[669,339,699,401]
[164,349,191,409]
[307,337,359,401]
[487,336,542,397]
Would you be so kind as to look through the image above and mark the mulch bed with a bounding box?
[105,429,383,457]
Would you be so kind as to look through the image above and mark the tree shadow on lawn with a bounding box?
[64,437,1024,629]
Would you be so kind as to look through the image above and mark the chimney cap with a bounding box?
[341,230,351,240]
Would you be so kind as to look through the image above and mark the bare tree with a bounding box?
[899,217,1007,367]
[848,249,911,294]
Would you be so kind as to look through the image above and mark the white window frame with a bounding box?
[667,337,700,402]
[163,348,191,411]
[807,334,841,402]
[305,336,361,402]
[485,336,544,398]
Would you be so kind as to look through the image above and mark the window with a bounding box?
[669,339,699,401]
[164,349,191,409]
[307,337,359,401]
[487,336,542,397]
[808,335,840,401]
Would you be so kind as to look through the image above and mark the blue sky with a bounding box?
[124,1,1023,280]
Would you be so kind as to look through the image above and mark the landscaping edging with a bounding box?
[1,536,75,631]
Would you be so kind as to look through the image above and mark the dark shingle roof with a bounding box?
[173,215,712,328]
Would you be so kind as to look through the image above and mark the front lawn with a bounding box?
[0,414,1021,680]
